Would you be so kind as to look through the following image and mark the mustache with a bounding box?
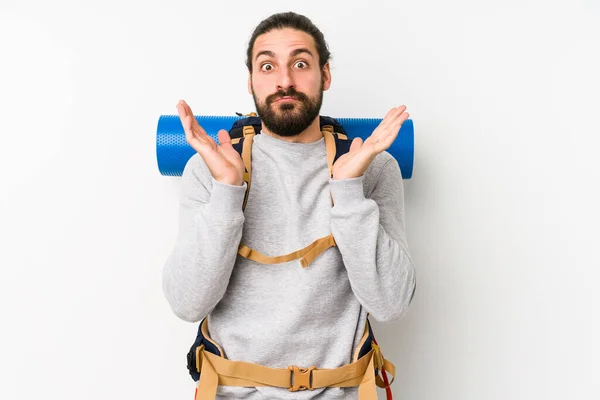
[266,88,309,105]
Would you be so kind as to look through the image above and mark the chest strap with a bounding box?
[236,130,341,268]
[238,234,337,268]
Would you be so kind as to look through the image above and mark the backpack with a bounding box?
[185,115,395,399]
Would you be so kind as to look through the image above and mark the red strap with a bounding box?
[373,337,393,400]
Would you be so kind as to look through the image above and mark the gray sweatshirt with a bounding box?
[162,132,416,399]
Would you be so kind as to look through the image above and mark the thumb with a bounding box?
[350,137,363,152]
[217,129,243,167]
[217,129,232,147]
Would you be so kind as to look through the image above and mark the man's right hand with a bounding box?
[176,100,245,186]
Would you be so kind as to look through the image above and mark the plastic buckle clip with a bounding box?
[288,365,316,391]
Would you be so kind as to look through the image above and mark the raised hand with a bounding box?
[177,100,245,186]
[332,105,409,180]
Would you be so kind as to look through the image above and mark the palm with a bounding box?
[177,100,245,186]
[332,105,409,180]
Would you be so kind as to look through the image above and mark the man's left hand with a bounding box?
[332,105,409,180]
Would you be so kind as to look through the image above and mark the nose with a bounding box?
[276,67,295,92]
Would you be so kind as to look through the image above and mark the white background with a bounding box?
[1,1,599,399]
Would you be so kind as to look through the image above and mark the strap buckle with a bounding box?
[242,125,256,137]
[288,365,316,391]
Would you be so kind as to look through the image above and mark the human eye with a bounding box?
[294,60,308,69]
[260,62,274,72]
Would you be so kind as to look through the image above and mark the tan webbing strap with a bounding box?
[195,348,379,400]
[237,234,336,268]
[322,129,338,206]
[358,352,378,400]
[195,352,219,400]
[298,234,337,268]
[241,134,254,211]
[375,358,396,388]
[322,130,336,179]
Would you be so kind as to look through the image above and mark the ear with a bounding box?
[247,73,252,95]
[322,62,332,91]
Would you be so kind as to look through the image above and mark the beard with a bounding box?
[252,83,323,137]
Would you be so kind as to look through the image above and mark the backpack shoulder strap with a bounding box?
[322,128,352,178]
[231,134,254,211]
[229,115,260,211]
[320,115,351,166]
[322,128,352,208]
[229,115,351,209]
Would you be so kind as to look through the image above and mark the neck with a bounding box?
[261,117,323,143]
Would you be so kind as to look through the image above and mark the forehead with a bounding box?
[252,28,317,60]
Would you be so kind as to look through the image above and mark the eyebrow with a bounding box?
[290,48,314,58]
[254,48,314,61]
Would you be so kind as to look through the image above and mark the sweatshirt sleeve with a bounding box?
[329,155,416,323]
[162,154,247,323]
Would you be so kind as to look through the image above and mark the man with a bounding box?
[163,11,416,399]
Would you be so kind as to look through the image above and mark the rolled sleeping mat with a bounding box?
[156,115,414,179]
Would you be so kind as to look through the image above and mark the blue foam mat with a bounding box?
[156,115,414,179]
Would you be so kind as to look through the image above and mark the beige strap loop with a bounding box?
[298,235,337,268]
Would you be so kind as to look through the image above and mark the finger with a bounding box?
[217,129,232,147]
[178,102,216,152]
[377,112,409,149]
[177,100,197,137]
[385,106,407,125]
[382,106,400,122]
[390,111,409,133]
[177,101,194,142]
[178,100,193,124]
[373,106,405,138]
[381,111,408,143]
[217,129,239,163]
[396,105,407,114]
[398,111,409,125]
[181,101,210,139]
[349,137,362,153]
[218,130,245,169]
[381,105,405,125]
[176,100,188,124]
[373,106,408,139]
